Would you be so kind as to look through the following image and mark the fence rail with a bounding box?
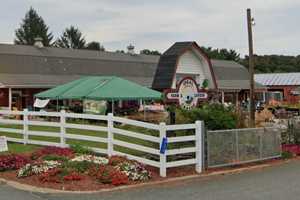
[0,109,282,175]
[207,127,282,168]
[0,109,203,177]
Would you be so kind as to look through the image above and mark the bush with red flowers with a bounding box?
[110,170,129,186]
[282,144,300,155]
[39,168,62,183]
[63,172,84,182]
[0,154,30,172]
[91,165,128,186]
[31,147,74,160]
[108,156,128,166]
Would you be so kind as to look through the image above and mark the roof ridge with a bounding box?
[0,43,160,61]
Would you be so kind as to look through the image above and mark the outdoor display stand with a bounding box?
[35,76,162,115]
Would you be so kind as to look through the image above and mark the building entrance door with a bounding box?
[12,90,22,111]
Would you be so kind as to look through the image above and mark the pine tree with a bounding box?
[14,7,53,46]
[55,26,86,49]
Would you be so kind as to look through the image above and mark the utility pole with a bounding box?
[247,8,255,127]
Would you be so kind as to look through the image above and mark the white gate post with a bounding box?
[195,120,203,173]
[60,110,66,147]
[107,113,114,157]
[159,122,167,177]
[23,109,29,145]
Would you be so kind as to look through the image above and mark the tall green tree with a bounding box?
[140,49,161,55]
[85,41,105,51]
[115,50,125,53]
[240,55,300,73]
[55,26,86,49]
[14,7,53,46]
[200,46,240,62]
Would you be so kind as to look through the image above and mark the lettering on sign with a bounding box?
[0,136,8,152]
[165,77,208,109]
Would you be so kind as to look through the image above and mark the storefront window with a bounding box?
[266,91,283,102]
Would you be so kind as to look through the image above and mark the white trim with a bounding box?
[8,88,12,111]
[166,159,197,168]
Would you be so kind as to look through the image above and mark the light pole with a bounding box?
[247,8,255,127]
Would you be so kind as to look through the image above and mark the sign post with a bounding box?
[0,136,8,152]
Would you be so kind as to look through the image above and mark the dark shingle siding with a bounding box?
[152,42,195,90]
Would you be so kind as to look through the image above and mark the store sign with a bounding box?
[0,136,8,152]
[83,100,107,114]
[291,90,300,96]
[165,77,208,109]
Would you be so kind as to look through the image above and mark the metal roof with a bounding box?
[0,42,263,90]
[255,73,300,86]
[0,43,159,87]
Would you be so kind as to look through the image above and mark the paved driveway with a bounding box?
[1,160,300,200]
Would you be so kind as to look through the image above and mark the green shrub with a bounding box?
[42,155,69,162]
[70,144,94,155]
[176,103,237,130]
[62,161,95,173]
[281,151,294,159]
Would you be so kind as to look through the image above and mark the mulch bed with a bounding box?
[0,157,290,191]
[1,144,295,192]
[0,165,197,191]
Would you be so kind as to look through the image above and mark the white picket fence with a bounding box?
[0,109,203,177]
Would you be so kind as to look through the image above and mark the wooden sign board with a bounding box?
[0,136,8,152]
[165,77,208,109]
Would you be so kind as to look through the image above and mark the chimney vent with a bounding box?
[34,37,44,48]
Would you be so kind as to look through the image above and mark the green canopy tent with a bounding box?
[35,76,162,114]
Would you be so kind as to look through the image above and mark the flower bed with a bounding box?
[282,144,300,156]
[0,146,154,190]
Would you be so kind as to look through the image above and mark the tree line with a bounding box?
[14,8,300,73]
[14,7,160,55]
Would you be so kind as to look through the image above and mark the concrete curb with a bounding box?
[0,159,291,194]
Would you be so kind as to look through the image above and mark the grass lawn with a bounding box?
[5,143,40,154]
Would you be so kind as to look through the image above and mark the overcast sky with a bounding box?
[0,0,299,56]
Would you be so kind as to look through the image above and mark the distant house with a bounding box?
[0,40,260,110]
[255,73,300,104]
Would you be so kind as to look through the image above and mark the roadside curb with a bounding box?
[0,159,291,194]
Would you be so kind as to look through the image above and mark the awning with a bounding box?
[35,76,162,101]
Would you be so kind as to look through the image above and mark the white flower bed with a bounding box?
[116,162,151,181]
[70,155,109,165]
[17,161,61,178]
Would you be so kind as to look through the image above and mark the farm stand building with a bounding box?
[255,73,300,104]
[0,41,260,110]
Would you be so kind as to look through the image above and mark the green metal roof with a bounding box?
[35,76,162,100]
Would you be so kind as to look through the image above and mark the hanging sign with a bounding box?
[165,77,208,109]
[0,136,8,152]
[160,137,168,154]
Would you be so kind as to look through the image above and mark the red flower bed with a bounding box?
[108,156,128,166]
[32,147,74,160]
[90,165,128,186]
[110,170,129,186]
[0,154,30,171]
[63,172,84,182]
[282,144,300,155]
[39,169,62,183]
